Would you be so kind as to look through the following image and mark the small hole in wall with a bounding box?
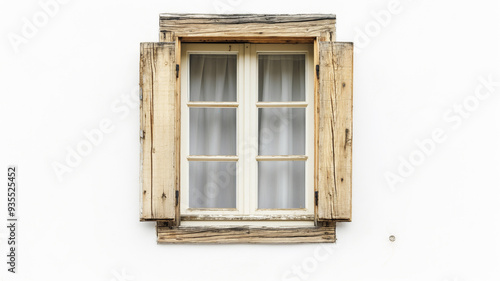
[389,235,396,242]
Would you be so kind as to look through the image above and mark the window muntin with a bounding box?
[180,43,314,221]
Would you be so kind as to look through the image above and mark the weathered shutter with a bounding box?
[140,42,178,221]
[317,42,353,221]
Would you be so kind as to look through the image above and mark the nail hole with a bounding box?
[389,235,396,242]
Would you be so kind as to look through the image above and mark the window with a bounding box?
[140,14,352,243]
[180,44,315,225]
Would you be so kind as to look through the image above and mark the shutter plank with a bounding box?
[318,42,353,221]
[140,42,177,221]
[140,43,153,220]
[332,43,353,221]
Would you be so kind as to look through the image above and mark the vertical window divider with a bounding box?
[248,44,259,215]
[243,43,253,215]
[237,43,246,215]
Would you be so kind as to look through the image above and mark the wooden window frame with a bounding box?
[180,43,315,222]
[140,14,353,243]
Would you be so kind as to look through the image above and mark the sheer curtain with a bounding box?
[189,54,237,208]
[188,53,306,209]
[258,55,306,209]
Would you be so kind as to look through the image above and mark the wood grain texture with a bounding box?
[161,14,335,22]
[313,38,320,225]
[140,43,153,220]
[317,42,353,222]
[332,43,353,222]
[159,14,335,39]
[157,225,335,243]
[140,42,178,221]
[174,37,182,226]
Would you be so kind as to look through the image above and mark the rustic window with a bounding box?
[140,14,353,243]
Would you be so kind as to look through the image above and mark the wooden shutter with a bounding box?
[317,42,353,222]
[140,42,178,222]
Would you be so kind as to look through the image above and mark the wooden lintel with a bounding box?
[159,14,336,41]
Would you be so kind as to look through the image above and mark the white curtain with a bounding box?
[258,55,306,209]
[189,54,237,208]
[189,54,237,102]
[188,54,306,209]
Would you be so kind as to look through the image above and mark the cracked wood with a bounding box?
[317,42,353,221]
[157,225,336,244]
[140,42,178,220]
[159,14,336,40]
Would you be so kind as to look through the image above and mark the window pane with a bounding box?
[258,161,305,209]
[190,162,237,208]
[190,108,236,155]
[258,108,305,155]
[190,54,237,102]
[258,54,305,102]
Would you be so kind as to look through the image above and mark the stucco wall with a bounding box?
[1,0,499,280]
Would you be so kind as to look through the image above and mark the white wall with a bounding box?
[1,0,499,280]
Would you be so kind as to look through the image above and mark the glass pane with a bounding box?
[190,54,237,102]
[190,108,236,155]
[258,161,305,209]
[258,108,305,155]
[258,54,305,102]
[190,162,237,208]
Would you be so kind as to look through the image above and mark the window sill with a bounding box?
[156,223,336,244]
[180,214,315,221]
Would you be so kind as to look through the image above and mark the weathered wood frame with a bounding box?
[140,14,352,243]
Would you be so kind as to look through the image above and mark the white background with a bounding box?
[1,0,500,280]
